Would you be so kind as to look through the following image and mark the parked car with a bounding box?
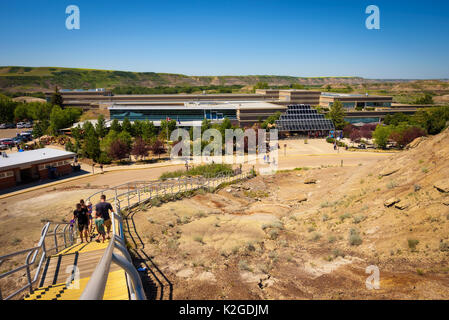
[0,143,8,150]
[0,139,14,148]
[12,137,24,145]
[16,122,27,129]
[0,123,15,129]
[19,132,33,142]
[24,122,33,128]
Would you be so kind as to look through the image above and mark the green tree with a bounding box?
[110,119,122,132]
[261,112,281,130]
[32,120,49,138]
[415,93,434,105]
[49,106,81,135]
[14,103,31,121]
[0,96,18,123]
[50,87,63,107]
[160,119,177,140]
[290,83,305,89]
[327,100,346,130]
[83,125,100,161]
[373,125,391,149]
[141,120,156,141]
[122,117,133,134]
[95,114,107,138]
[254,82,269,90]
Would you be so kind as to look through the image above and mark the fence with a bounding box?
[0,222,76,300]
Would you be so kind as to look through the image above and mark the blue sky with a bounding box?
[0,0,448,79]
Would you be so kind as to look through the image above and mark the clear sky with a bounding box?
[0,0,448,79]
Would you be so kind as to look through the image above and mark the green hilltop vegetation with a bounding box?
[0,66,367,93]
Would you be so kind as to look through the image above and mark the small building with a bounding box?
[319,93,393,109]
[0,148,75,190]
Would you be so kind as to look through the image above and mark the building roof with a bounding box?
[0,148,75,171]
[108,101,285,111]
[321,92,392,99]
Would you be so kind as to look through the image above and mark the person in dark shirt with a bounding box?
[73,203,89,243]
[94,195,114,240]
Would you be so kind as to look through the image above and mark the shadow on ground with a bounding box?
[124,207,173,300]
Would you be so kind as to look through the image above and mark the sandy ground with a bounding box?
[0,128,32,139]
[129,165,449,299]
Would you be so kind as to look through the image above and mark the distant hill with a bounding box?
[0,66,377,93]
[1,66,448,99]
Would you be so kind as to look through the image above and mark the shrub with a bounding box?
[332,248,345,258]
[387,180,399,189]
[311,232,321,241]
[349,228,362,246]
[150,197,162,207]
[339,212,351,222]
[269,229,279,240]
[160,163,233,180]
[408,239,419,251]
[167,239,178,250]
[353,215,366,224]
[439,241,449,252]
[238,260,251,271]
[246,242,256,252]
[193,235,204,244]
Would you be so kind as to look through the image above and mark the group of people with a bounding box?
[72,195,115,243]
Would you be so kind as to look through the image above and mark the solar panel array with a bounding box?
[275,104,335,132]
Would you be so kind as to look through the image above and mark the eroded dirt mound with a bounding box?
[130,129,449,300]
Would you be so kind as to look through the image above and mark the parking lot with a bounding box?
[0,128,32,139]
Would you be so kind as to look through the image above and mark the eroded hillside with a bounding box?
[129,129,449,300]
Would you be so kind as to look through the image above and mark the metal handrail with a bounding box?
[80,209,146,300]
[0,222,76,300]
[80,169,253,300]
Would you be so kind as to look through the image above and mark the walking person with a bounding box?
[94,210,106,243]
[94,195,114,240]
[86,201,94,234]
[72,203,89,243]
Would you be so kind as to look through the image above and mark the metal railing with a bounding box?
[81,169,253,300]
[79,210,146,300]
[0,222,76,300]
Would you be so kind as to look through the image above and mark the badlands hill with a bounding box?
[129,129,449,299]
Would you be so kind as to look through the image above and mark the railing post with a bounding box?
[138,184,141,203]
[54,225,60,253]
[25,251,34,293]
[63,225,68,248]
